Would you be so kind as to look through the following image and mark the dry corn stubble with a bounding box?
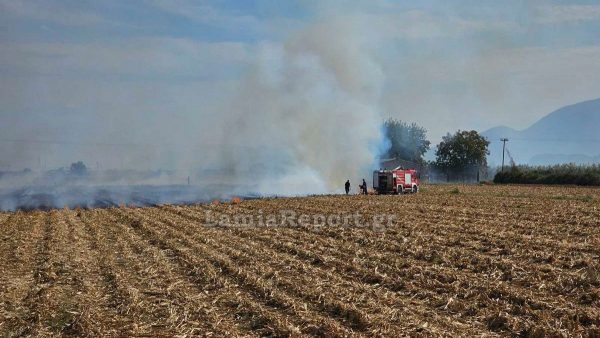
[0,184,599,337]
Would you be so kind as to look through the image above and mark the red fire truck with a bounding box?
[373,167,420,194]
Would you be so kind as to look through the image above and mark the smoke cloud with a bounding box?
[214,17,384,193]
[0,14,386,210]
[3,1,599,210]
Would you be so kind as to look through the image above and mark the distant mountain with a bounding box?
[482,98,600,166]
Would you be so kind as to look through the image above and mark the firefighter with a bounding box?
[362,179,368,194]
[345,180,350,195]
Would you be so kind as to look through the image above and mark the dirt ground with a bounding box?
[1,184,599,337]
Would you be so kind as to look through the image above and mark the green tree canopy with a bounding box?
[434,130,490,171]
[382,118,430,164]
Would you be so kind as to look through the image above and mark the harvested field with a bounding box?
[1,184,599,337]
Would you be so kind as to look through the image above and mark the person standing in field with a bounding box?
[362,179,368,194]
[345,180,350,195]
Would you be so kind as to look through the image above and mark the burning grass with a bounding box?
[0,184,599,336]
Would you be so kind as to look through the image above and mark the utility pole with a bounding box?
[500,138,509,172]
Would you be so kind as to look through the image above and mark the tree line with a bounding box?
[494,164,600,186]
[381,118,489,181]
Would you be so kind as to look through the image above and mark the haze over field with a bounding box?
[1,0,600,198]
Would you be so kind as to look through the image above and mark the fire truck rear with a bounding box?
[373,167,420,194]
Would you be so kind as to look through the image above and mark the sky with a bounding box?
[1,0,600,173]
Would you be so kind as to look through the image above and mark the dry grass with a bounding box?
[1,184,599,337]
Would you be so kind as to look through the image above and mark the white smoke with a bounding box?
[0,13,389,209]
[213,17,385,194]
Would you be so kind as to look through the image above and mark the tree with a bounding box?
[382,119,430,164]
[434,130,490,179]
[70,161,88,176]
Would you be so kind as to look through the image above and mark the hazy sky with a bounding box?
[1,0,600,170]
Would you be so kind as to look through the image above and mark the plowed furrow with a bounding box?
[87,207,236,336]
[112,207,356,337]
[176,202,599,333]
[0,212,45,336]
[60,209,130,336]
[292,194,599,245]
[0,213,19,265]
[145,208,378,332]
[21,210,90,336]
[237,227,599,332]
[18,212,53,336]
[148,206,490,336]
[79,208,176,336]
[224,201,594,292]
[78,209,132,331]
[88,208,266,337]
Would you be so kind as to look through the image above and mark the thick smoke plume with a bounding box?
[213,18,384,194]
[0,17,385,210]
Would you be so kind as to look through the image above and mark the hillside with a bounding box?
[482,98,600,165]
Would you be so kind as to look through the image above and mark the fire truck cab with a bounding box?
[373,167,420,194]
